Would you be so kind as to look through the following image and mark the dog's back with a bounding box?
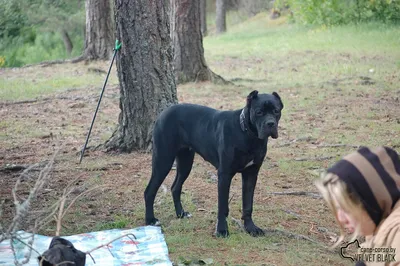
[153,103,226,167]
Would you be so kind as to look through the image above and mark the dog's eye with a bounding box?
[256,110,263,116]
[273,109,280,115]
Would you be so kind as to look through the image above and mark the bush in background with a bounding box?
[0,0,84,67]
[275,0,400,26]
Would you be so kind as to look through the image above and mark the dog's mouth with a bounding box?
[259,127,278,139]
[269,127,278,139]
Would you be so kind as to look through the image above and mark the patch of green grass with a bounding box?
[205,15,400,58]
[0,119,48,141]
[206,10,249,35]
[94,215,132,231]
[0,62,118,101]
[204,14,400,96]
[0,74,112,101]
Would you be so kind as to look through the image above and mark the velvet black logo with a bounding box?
[340,239,397,263]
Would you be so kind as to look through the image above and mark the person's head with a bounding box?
[315,146,400,247]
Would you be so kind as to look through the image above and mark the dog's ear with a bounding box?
[246,90,258,106]
[272,92,284,109]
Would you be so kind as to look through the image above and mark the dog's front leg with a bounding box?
[242,165,265,236]
[215,170,234,237]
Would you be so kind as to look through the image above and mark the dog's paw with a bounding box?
[245,223,265,237]
[146,218,161,226]
[177,211,192,219]
[215,219,229,237]
[247,227,265,237]
[214,229,230,238]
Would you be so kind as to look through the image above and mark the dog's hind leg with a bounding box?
[171,148,195,218]
[144,148,176,226]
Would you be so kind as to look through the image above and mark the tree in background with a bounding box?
[0,0,85,66]
[170,0,227,84]
[200,0,207,36]
[105,0,177,152]
[239,0,272,17]
[216,0,227,34]
[83,0,114,60]
[26,0,85,55]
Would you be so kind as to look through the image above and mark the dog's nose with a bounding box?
[267,121,276,127]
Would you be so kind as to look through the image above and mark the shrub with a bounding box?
[275,0,400,26]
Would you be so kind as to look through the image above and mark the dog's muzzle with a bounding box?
[261,121,278,139]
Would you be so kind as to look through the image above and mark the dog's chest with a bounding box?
[244,159,255,168]
[235,147,266,171]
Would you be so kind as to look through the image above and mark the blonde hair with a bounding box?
[315,172,366,248]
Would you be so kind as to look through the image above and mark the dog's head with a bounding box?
[246,90,284,139]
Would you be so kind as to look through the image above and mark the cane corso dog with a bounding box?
[144,90,284,237]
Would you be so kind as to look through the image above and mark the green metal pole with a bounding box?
[79,40,122,164]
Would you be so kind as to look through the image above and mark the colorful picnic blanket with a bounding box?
[0,226,172,266]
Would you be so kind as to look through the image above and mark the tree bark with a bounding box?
[105,0,177,152]
[216,0,226,34]
[170,0,228,85]
[84,0,114,60]
[226,0,239,10]
[200,0,207,37]
[239,0,267,17]
[60,29,73,56]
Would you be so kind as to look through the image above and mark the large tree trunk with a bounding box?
[60,29,73,56]
[226,0,239,10]
[216,0,226,34]
[170,0,215,84]
[239,0,268,17]
[200,0,207,36]
[105,0,177,152]
[84,0,114,60]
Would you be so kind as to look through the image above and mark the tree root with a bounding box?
[22,55,87,68]
[208,70,234,86]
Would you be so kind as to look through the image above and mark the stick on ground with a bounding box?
[267,191,322,199]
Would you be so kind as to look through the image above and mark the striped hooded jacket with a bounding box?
[327,146,400,266]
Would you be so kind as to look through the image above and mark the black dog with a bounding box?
[144,90,283,237]
[38,237,86,266]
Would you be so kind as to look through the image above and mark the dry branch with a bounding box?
[209,70,235,86]
[3,157,56,242]
[231,217,320,245]
[294,156,335,162]
[22,55,86,68]
[267,191,322,199]
[85,233,137,264]
[282,209,302,219]
[1,94,101,107]
[0,164,29,172]
[229,78,269,83]
[317,143,361,148]
[55,184,106,236]
[0,146,112,265]
[263,228,319,244]
[274,136,317,148]
[0,149,59,265]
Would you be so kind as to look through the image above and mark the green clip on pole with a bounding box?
[79,40,122,164]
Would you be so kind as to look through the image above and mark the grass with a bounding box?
[1,12,400,266]
[0,61,118,101]
[205,16,400,55]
